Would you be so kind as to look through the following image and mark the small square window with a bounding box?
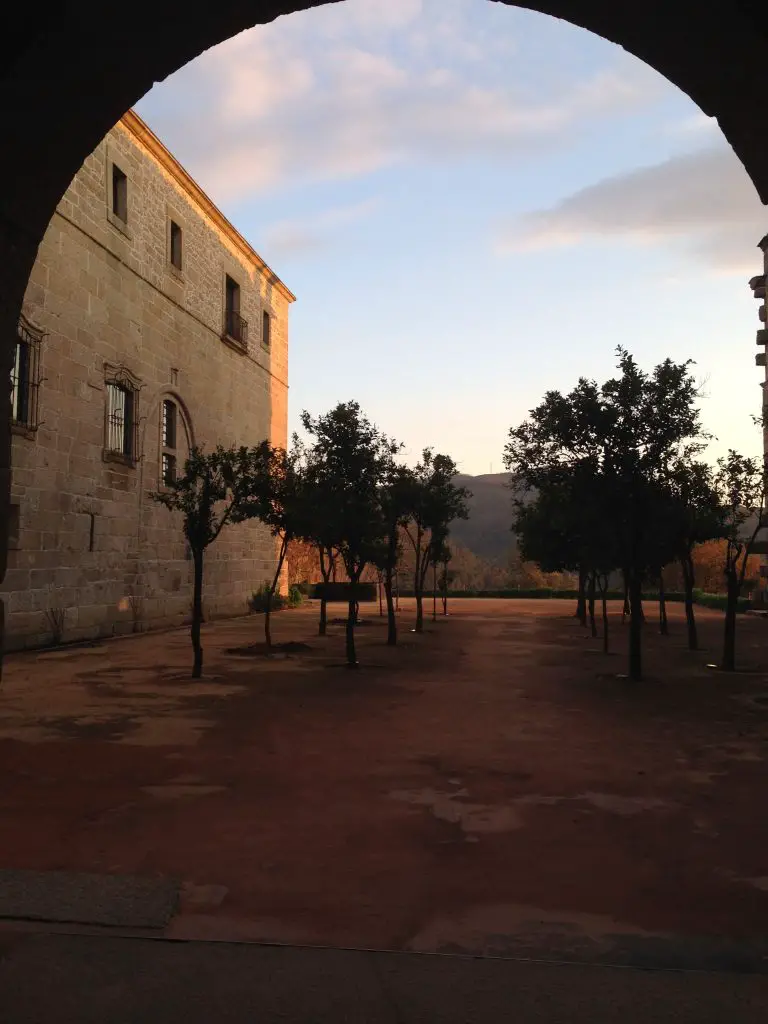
[112,164,128,223]
[170,220,183,271]
[262,310,271,349]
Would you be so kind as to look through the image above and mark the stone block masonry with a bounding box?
[1,110,294,649]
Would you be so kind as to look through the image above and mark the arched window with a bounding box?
[161,398,178,486]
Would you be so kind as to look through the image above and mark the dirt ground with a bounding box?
[1,597,768,956]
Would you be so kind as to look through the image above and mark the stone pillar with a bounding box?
[0,214,41,676]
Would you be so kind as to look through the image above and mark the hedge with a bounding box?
[389,588,754,609]
[392,588,687,602]
[691,590,751,613]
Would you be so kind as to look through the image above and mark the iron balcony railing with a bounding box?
[223,308,248,347]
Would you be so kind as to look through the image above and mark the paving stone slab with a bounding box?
[0,871,179,928]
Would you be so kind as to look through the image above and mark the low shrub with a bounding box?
[692,589,751,613]
[248,584,287,614]
[248,583,306,614]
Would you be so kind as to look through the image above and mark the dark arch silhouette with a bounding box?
[0,0,767,650]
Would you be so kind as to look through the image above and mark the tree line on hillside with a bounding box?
[152,401,470,677]
[504,347,765,680]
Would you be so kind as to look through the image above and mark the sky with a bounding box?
[135,0,767,475]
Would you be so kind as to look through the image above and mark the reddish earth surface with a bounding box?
[1,598,768,958]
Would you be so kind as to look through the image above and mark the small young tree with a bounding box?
[240,441,307,650]
[404,450,470,633]
[714,450,765,671]
[152,445,252,678]
[438,545,453,615]
[301,402,399,667]
[665,459,723,650]
[376,463,414,646]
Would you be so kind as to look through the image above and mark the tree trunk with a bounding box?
[658,573,668,636]
[681,554,698,651]
[385,572,397,646]
[576,567,587,625]
[628,572,643,681]
[442,564,448,616]
[265,536,288,650]
[264,590,272,649]
[346,582,358,668]
[414,531,424,633]
[588,572,597,638]
[722,567,739,671]
[432,562,437,622]
[378,579,383,616]
[601,581,609,654]
[318,546,330,636]
[621,569,630,624]
[191,547,204,679]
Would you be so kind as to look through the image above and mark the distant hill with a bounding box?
[452,473,516,563]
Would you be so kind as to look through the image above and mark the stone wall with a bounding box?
[2,112,292,648]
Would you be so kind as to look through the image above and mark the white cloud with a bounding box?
[497,145,766,272]
[263,198,380,255]
[136,0,671,202]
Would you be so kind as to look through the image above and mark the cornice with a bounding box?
[120,109,296,304]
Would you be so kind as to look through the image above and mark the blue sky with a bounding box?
[136,0,766,475]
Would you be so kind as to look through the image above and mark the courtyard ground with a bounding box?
[1,598,768,965]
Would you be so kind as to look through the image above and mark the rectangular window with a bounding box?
[223,274,247,345]
[112,164,128,222]
[162,452,177,487]
[162,399,177,449]
[106,382,134,460]
[262,310,271,349]
[225,274,240,314]
[170,220,183,270]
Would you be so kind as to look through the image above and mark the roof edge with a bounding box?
[120,109,296,303]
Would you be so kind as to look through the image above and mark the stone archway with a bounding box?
[1,0,767,649]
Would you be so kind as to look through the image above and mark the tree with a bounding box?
[713,450,765,671]
[505,348,706,680]
[515,467,619,650]
[404,450,470,633]
[438,545,453,615]
[301,445,342,637]
[240,441,307,650]
[376,463,414,646]
[151,445,252,678]
[301,402,399,667]
[664,460,723,650]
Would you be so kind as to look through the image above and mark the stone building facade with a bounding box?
[2,110,293,649]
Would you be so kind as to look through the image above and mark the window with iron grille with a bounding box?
[161,399,178,486]
[11,316,43,432]
[103,368,140,465]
